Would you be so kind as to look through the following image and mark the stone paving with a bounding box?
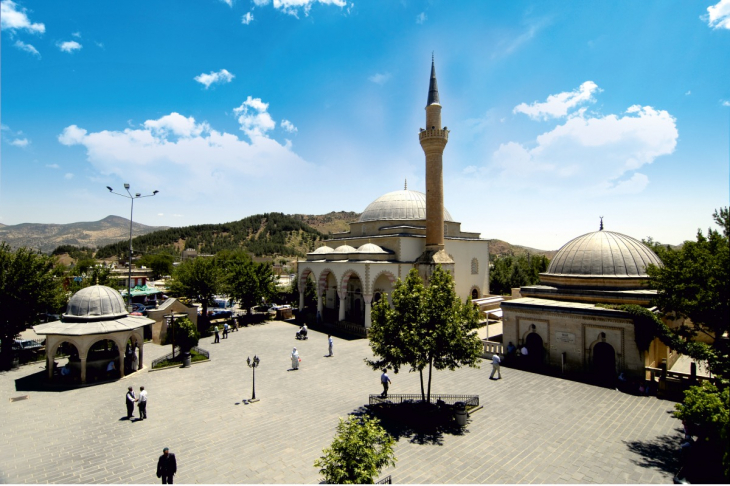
[0,321,682,484]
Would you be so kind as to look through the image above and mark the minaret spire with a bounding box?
[404,179,407,190]
[599,216,604,231]
[427,54,440,106]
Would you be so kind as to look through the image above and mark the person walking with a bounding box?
[213,326,220,344]
[327,334,333,357]
[138,386,148,419]
[291,347,300,370]
[223,322,229,339]
[156,447,177,484]
[380,369,391,397]
[125,386,136,419]
[489,354,502,380]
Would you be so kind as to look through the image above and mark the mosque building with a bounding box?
[297,59,490,330]
[501,222,679,378]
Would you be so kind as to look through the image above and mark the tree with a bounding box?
[221,252,275,312]
[366,266,483,401]
[139,253,174,280]
[314,415,396,484]
[164,316,200,353]
[168,257,221,332]
[0,243,64,369]
[489,254,549,296]
[646,207,729,377]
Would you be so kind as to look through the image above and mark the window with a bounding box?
[471,258,478,275]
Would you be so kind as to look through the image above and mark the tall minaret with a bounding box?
[417,55,454,270]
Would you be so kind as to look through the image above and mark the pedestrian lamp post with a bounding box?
[106,184,158,311]
[246,355,260,403]
[165,313,176,359]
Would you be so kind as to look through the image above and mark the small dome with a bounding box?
[358,190,453,222]
[357,243,387,253]
[64,285,128,321]
[545,230,662,278]
[333,245,358,253]
[311,246,334,254]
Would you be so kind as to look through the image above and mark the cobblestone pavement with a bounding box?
[0,321,681,483]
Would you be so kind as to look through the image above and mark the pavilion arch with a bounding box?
[339,269,365,296]
[469,285,481,301]
[371,270,397,306]
[299,267,316,290]
[318,268,338,295]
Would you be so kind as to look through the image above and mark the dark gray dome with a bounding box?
[358,190,453,222]
[64,285,128,321]
[545,230,662,277]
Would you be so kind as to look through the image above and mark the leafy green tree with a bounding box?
[366,266,483,401]
[314,415,396,484]
[168,257,221,331]
[0,243,64,369]
[646,207,729,377]
[490,254,549,295]
[139,253,174,279]
[222,253,275,312]
[164,316,200,353]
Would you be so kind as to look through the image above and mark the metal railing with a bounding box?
[151,346,209,368]
[312,320,368,338]
[645,366,715,385]
[369,394,479,407]
[375,475,392,484]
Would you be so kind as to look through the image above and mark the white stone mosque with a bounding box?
[297,59,490,329]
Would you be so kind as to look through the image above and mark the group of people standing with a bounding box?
[213,321,237,343]
[125,385,148,420]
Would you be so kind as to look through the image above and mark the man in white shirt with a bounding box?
[380,370,392,397]
[138,386,148,420]
[328,335,333,357]
[521,345,529,356]
[489,354,502,380]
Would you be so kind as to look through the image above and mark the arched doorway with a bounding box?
[471,288,479,300]
[593,341,616,383]
[525,332,544,368]
[86,338,121,381]
[53,341,81,382]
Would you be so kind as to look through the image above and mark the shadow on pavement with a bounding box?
[624,432,681,474]
[348,401,467,446]
[14,368,127,392]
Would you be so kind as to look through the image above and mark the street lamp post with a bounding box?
[246,355,260,403]
[107,184,158,311]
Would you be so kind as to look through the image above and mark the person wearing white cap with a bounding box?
[291,347,300,370]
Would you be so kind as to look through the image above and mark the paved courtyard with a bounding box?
[1,321,682,484]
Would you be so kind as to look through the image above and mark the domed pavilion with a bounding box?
[501,225,676,378]
[34,285,154,383]
[297,60,490,332]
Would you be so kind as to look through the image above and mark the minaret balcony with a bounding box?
[419,128,449,141]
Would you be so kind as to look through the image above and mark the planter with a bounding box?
[182,352,192,368]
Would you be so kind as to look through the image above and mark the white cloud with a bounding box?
[514,81,601,120]
[71,31,81,38]
[233,96,276,137]
[368,72,391,85]
[14,40,40,57]
[242,12,254,24]
[260,0,347,17]
[492,20,547,59]
[478,89,678,197]
[722,100,730,107]
[685,90,691,96]
[10,138,29,147]
[58,40,82,53]
[416,12,426,24]
[194,69,235,89]
[0,0,45,34]
[221,0,233,6]
[706,0,730,29]
[57,104,309,198]
[46,164,60,169]
[281,119,297,133]
[64,173,74,180]
[157,213,164,216]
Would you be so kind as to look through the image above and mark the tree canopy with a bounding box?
[0,243,64,369]
[219,251,276,312]
[168,257,221,331]
[489,254,549,296]
[314,415,396,484]
[366,266,482,401]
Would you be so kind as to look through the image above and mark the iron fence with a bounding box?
[369,394,479,407]
[151,346,209,368]
[375,475,392,484]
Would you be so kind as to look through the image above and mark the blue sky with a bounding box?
[1,0,729,250]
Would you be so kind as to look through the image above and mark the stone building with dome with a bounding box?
[34,285,153,384]
[297,59,489,330]
[501,225,677,378]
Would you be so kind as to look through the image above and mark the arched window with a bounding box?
[471,288,479,300]
[471,258,479,275]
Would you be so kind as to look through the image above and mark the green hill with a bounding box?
[94,212,325,259]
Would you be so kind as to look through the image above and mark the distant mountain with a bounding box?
[487,239,557,260]
[0,215,169,253]
[94,212,325,259]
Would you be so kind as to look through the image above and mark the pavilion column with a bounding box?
[317,291,324,314]
[118,347,126,378]
[138,341,144,371]
[338,291,346,322]
[363,294,373,329]
[80,356,88,384]
[299,291,304,312]
[47,351,54,381]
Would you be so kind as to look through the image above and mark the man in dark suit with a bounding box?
[125,386,136,419]
[156,447,177,484]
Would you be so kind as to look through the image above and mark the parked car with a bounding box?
[131,303,148,315]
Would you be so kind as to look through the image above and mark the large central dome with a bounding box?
[358,190,453,223]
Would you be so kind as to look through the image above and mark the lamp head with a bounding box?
[153,190,159,195]
[106,186,113,192]
[124,183,130,190]
[135,193,141,197]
